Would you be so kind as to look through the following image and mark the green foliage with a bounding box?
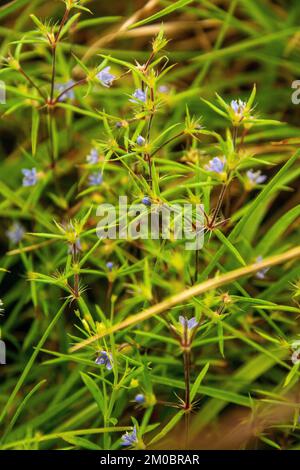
[0,0,300,451]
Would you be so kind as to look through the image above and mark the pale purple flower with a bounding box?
[291,341,300,365]
[55,80,75,102]
[121,426,138,447]
[134,394,145,404]
[291,350,300,365]
[88,172,103,186]
[106,261,114,271]
[231,99,247,116]
[158,85,169,93]
[22,168,37,187]
[6,222,25,244]
[129,88,146,104]
[136,135,145,146]
[179,316,198,331]
[246,169,267,185]
[256,256,269,280]
[142,196,151,206]
[86,148,99,164]
[205,157,226,174]
[97,66,116,88]
[95,351,113,370]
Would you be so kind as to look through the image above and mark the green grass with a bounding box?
[0,0,300,451]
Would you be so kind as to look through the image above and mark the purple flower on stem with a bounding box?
[179,316,198,331]
[97,66,116,88]
[86,148,99,164]
[106,261,114,271]
[205,157,226,174]
[158,85,169,94]
[246,169,267,186]
[129,88,146,104]
[22,168,37,187]
[255,256,269,280]
[6,222,25,244]
[136,135,145,146]
[142,196,151,206]
[88,172,103,187]
[134,394,145,404]
[121,426,138,447]
[95,351,113,370]
[55,80,75,102]
[230,99,247,116]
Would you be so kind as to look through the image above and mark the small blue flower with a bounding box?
[246,169,267,185]
[141,196,151,206]
[121,426,138,447]
[86,148,99,164]
[106,261,114,271]
[97,66,116,88]
[179,316,198,331]
[134,394,145,404]
[255,256,269,280]
[88,172,103,186]
[230,99,246,116]
[55,80,75,102]
[22,168,37,187]
[158,85,169,93]
[6,222,25,244]
[136,135,145,146]
[205,157,226,174]
[95,351,113,370]
[129,88,146,104]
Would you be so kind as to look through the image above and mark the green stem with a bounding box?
[50,44,57,102]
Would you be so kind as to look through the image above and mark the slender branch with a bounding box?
[210,181,228,227]
[50,44,57,102]
[145,87,155,186]
[183,353,190,409]
[194,248,200,283]
[54,77,87,104]
[150,131,185,158]
[18,67,47,101]
[73,242,80,299]
[49,7,70,103]
[55,8,70,42]
[183,346,191,448]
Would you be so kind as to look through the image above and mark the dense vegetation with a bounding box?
[0,0,300,450]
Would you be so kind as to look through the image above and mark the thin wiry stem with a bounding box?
[55,7,70,42]
[72,242,80,299]
[18,67,47,101]
[150,131,185,158]
[54,77,87,104]
[210,181,228,227]
[145,86,155,186]
[50,44,57,103]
